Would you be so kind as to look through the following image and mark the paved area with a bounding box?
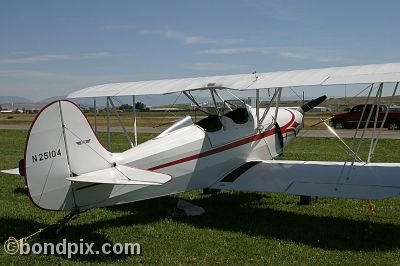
[0,125,30,130]
[298,129,400,139]
[0,124,166,133]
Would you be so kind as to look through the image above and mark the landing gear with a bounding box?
[10,209,84,243]
[42,209,82,237]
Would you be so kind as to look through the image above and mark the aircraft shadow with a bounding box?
[13,187,27,195]
[2,193,399,262]
[0,216,132,262]
[108,192,400,252]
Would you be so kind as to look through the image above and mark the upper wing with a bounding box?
[67,62,400,98]
[210,160,400,200]
[67,165,172,186]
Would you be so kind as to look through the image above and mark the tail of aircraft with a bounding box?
[23,100,114,210]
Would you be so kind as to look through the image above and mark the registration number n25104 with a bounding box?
[32,149,62,163]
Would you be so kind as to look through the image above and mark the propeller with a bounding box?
[300,95,327,113]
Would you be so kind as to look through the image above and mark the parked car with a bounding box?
[331,104,400,130]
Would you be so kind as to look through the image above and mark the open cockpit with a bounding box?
[194,98,250,132]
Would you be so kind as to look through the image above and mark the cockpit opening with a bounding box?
[195,115,223,132]
[195,100,249,132]
[224,108,249,124]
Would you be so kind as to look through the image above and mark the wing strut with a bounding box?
[367,83,384,162]
[183,91,210,115]
[257,88,280,129]
[93,97,97,133]
[133,95,138,146]
[108,97,134,148]
[368,82,399,161]
[273,88,283,123]
[210,89,223,126]
[348,83,383,174]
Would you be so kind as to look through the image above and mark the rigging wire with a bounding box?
[289,87,303,101]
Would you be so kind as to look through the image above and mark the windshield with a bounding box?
[156,116,193,138]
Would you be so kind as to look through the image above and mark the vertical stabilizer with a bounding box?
[24,100,113,210]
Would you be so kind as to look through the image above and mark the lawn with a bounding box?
[1,129,400,265]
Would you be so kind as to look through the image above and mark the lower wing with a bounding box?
[211,160,400,200]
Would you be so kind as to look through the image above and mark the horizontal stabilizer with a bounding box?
[67,165,172,186]
[211,160,400,200]
[0,168,20,175]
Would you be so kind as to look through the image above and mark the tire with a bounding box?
[388,121,399,130]
[333,121,344,129]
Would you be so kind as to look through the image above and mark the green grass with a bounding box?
[1,130,400,265]
[279,137,400,163]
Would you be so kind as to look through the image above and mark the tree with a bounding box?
[117,102,146,112]
[118,104,133,111]
[135,102,146,111]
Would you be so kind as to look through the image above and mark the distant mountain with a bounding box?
[0,96,33,104]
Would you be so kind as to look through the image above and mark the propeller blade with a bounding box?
[275,122,284,155]
[300,95,327,113]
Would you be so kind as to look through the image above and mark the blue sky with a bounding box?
[1,0,400,101]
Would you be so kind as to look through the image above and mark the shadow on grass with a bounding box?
[2,192,400,262]
[0,216,133,262]
[0,196,177,262]
[109,192,400,252]
[13,187,27,195]
[0,218,45,243]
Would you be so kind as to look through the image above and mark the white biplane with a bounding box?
[3,62,400,227]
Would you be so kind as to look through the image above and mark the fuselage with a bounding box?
[73,106,304,209]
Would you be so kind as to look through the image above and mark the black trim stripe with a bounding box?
[221,161,261,182]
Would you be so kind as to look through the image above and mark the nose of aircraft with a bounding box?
[293,109,304,131]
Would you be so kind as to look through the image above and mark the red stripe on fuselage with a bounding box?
[148,110,296,171]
